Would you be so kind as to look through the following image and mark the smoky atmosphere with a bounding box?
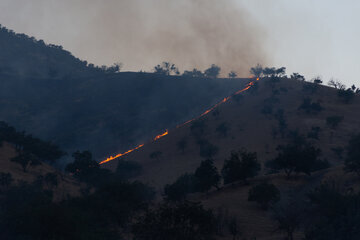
[0,1,359,240]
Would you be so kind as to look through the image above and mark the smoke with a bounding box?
[0,0,270,75]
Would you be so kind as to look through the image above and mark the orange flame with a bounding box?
[154,130,168,141]
[99,144,145,165]
[100,77,260,165]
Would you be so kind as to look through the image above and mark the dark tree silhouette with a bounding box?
[273,200,302,240]
[154,62,179,75]
[221,150,260,184]
[204,64,221,78]
[228,71,237,78]
[291,73,305,81]
[266,137,327,178]
[194,159,221,192]
[182,68,204,77]
[250,64,263,78]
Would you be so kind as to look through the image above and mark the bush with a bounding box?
[221,150,261,184]
[204,64,221,78]
[248,182,280,210]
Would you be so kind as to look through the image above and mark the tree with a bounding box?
[263,67,276,77]
[0,172,13,188]
[116,160,142,180]
[248,182,280,210]
[291,73,305,81]
[65,151,109,185]
[327,79,345,89]
[228,71,237,78]
[266,138,326,178]
[250,64,263,78]
[164,173,197,201]
[312,76,323,84]
[344,134,360,176]
[177,138,188,154]
[204,64,221,78]
[154,62,179,75]
[194,159,221,192]
[132,201,217,240]
[182,68,204,78]
[10,152,41,172]
[275,67,286,77]
[221,150,261,184]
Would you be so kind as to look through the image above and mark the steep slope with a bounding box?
[0,25,250,160]
[102,77,360,190]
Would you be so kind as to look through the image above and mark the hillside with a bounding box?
[103,77,360,189]
[0,142,81,201]
[100,76,360,239]
[0,25,250,161]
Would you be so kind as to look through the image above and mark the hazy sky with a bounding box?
[0,0,359,86]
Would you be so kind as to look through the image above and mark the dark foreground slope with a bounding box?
[0,25,248,160]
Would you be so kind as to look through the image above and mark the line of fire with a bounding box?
[99,77,260,165]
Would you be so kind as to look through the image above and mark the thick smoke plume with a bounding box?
[0,0,269,75]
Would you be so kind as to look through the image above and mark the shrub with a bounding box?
[337,88,354,103]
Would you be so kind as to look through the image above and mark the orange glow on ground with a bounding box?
[100,78,260,165]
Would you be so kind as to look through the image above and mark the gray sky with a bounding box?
[0,0,359,86]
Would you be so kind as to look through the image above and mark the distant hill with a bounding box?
[0,25,249,162]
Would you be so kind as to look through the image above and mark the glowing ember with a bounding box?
[100,78,260,165]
